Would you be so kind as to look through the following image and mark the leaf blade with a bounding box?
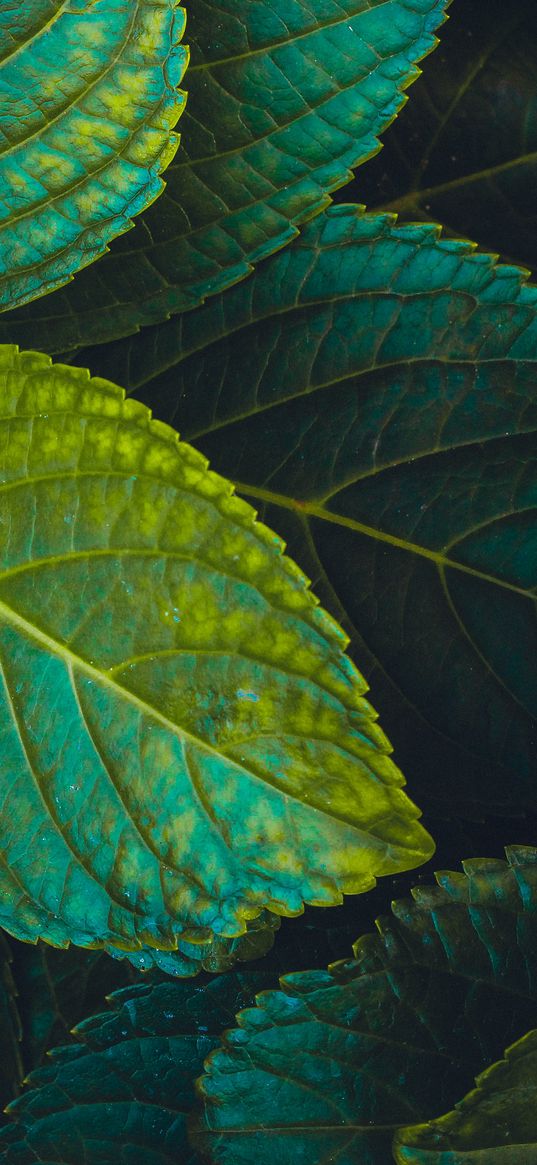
[92,205,537,815]
[0,0,449,348]
[0,344,431,961]
[194,847,537,1165]
[0,0,188,311]
[395,1028,537,1164]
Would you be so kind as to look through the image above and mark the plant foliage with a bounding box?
[0,345,431,964]
[0,0,188,311]
[0,0,534,1161]
[0,0,449,349]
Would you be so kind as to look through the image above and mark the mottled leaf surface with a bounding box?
[0,0,187,312]
[89,206,537,816]
[0,0,449,350]
[396,1029,537,1164]
[0,345,431,966]
[195,848,537,1165]
[0,972,275,1162]
[345,0,537,269]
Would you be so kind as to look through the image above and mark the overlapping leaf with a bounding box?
[395,1029,537,1163]
[85,205,537,815]
[0,935,22,1114]
[0,972,275,1161]
[0,345,431,966]
[352,0,537,268]
[0,0,188,312]
[194,847,537,1165]
[0,0,449,351]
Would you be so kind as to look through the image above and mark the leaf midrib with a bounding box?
[232,482,535,603]
[375,150,537,217]
[0,594,380,838]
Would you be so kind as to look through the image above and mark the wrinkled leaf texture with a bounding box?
[0,345,432,973]
[79,205,537,817]
[0,972,275,1161]
[195,847,537,1165]
[0,0,450,350]
[4,849,537,1162]
[0,0,187,311]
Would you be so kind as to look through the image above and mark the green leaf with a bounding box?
[395,1029,537,1164]
[106,908,281,976]
[0,344,432,964]
[348,0,537,268]
[6,917,279,1085]
[89,205,537,816]
[0,0,187,312]
[0,0,449,351]
[194,847,537,1165]
[8,940,135,1076]
[0,972,275,1163]
[0,934,23,1114]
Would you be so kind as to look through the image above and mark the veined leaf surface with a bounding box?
[90,205,537,815]
[0,345,431,962]
[351,0,537,269]
[195,848,537,1165]
[0,0,449,350]
[0,0,187,311]
[395,1029,537,1164]
[0,973,275,1160]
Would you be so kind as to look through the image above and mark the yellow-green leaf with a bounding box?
[0,345,432,965]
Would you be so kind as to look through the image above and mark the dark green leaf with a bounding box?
[80,205,537,816]
[0,0,187,311]
[0,972,275,1163]
[0,345,431,965]
[0,934,23,1114]
[8,941,135,1076]
[345,0,537,269]
[194,847,537,1165]
[395,1029,537,1164]
[0,0,449,350]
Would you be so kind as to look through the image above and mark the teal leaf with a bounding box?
[0,0,187,312]
[88,205,537,816]
[0,972,275,1162]
[395,1029,537,1164]
[4,919,279,1091]
[0,0,449,350]
[194,847,537,1165]
[0,344,432,964]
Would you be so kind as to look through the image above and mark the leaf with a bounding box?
[345,0,537,269]
[0,0,187,312]
[86,205,537,816]
[0,0,450,350]
[395,1029,537,1164]
[0,344,432,964]
[0,934,23,1114]
[8,940,135,1075]
[0,972,276,1163]
[106,908,281,976]
[7,916,279,1083]
[194,847,537,1165]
